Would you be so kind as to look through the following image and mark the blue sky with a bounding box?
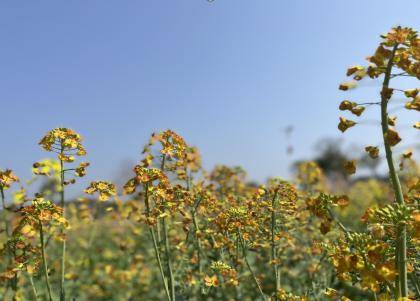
[0,0,419,190]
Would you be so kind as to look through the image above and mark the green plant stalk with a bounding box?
[238,231,267,301]
[28,273,39,301]
[395,242,400,297]
[236,234,240,264]
[310,280,320,301]
[1,186,19,299]
[191,196,205,296]
[192,212,202,276]
[159,153,175,301]
[157,154,167,247]
[327,208,351,239]
[270,191,280,297]
[39,221,54,301]
[157,217,162,243]
[144,184,172,301]
[59,152,66,301]
[185,170,203,276]
[162,217,175,301]
[1,187,10,236]
[380,44,407,297]
[192,208,204,297]
[409,271,420,297]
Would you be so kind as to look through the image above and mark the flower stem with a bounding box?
[191,199,205,297]
[159,153,175,301]
[1,187,10,237]
[380,44,407,297]
[192,210,203,276]
[144,184,172,301]
[28,273,39,300]
[59,154,66,301]
[190,175,205,297]
[162,217,175,301]
[270,191,280,297]
[1,186,18,298]
[238,232,267,301]
[39,221,54,301]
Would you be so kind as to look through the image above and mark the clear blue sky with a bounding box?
[1,0,419,189]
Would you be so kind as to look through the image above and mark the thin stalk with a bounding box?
[1,187,18,299]
[270,191,279,297]
[1,187,10,236]
[159,153,175,301]
[144,184,172,301]
[327,208,351,239]
[192,212,202,276]
[39,221,54,301]
[395,239,400,297]
[157,154,167,246]
[185,167,190,191]
[409,271,420,297]
[238,231,267,301]
[162,217,175,301]
[157,217,162,243]
[59,150,66,301]
[236,234,240,264]
[380,44,407,297]
[191,197,205,297]
[28,273,39,300]
[311,280,319,301]
[185,170,204,284]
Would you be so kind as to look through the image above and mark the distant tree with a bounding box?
[313,138,350,180]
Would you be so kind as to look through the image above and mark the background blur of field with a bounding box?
[0,1,419,301]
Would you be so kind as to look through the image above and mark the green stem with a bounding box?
[327,208,351,239]
[380,44,407,297]
[59,152,66,301]
[144,184,172,301]
[157,154,167,245]
[1,186,18,298]
[238,231,267,301]
[39,221,54,301]
[409,271,420,297]
[270,191,279,297]
[157,217,162,243]
[28,273,39,300]
[162,217,175,301]
[159,153,175,301]
[1,187,10,237]
[236,234,240,264]
[191,197,205,297]
[192,212,202,276]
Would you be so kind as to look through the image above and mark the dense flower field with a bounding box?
[0,27,419,301]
